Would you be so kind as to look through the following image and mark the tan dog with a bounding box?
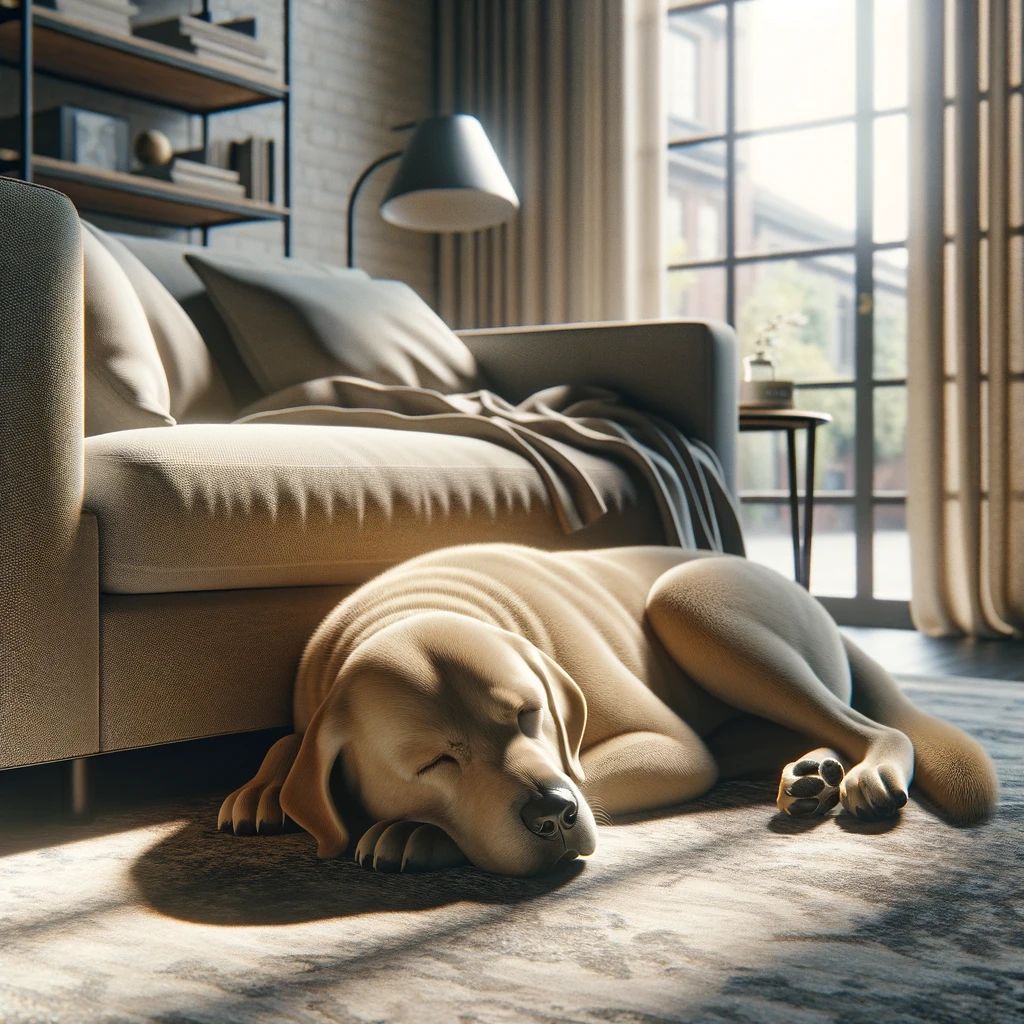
[219,545,998,876]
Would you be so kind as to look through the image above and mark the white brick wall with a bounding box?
[0,0,437,301]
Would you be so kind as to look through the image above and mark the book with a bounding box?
[136,157,246,197]
[173,16,266,57]
[169,155,243,184]
[38,0,139,14]
[45,6,131,34]
[38,0,138,35]
[133,15,269,61]
[229,136,274,203]
[180,39,275,74]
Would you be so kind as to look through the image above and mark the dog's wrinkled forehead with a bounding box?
[348,613,544,718]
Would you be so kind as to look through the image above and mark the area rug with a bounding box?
[0,676,1021,1024]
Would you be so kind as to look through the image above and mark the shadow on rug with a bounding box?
[132,815,588,925]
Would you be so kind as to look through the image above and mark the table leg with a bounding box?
[802,424,818,589]
[786,429,802,586]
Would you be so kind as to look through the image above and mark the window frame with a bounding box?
[666,0,912,627]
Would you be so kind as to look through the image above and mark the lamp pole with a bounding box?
[345,150,400,268]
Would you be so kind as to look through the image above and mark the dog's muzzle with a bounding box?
[520,786,578,838]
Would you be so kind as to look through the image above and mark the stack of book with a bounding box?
[229,137,275,203]
[37,0,139,36]
[132,16,275,77]
[137,154,245,199]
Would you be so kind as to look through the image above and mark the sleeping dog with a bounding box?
[219,544,998,876]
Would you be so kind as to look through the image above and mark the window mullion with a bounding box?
[854,0,876,601]
[724,0,736,324]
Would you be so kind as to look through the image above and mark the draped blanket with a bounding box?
[238,377,744,555]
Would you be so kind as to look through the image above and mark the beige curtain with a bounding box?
[907,0,1023,637]
[436,0,665,329]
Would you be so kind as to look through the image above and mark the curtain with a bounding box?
[435,0,665,329]
[907,0,1023,637]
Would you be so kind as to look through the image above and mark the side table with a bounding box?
[738,408,832,589]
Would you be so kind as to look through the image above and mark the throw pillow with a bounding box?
[84,222,234,422]
[81,223,175,435]
[184,250,480,395]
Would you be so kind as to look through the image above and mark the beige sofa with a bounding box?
[0,176,739,774]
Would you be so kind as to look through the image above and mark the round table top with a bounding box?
[738,408,833,429]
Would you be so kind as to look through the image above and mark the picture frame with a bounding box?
[64,107,130,172]
[0,106,131,171]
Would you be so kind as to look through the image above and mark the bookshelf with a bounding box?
[0,2,294,251]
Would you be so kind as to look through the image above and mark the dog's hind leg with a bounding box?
[647,557,914,821]
[843,637,997,824]
[217,733,302,836]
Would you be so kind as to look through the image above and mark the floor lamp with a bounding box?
[345,114,519,268]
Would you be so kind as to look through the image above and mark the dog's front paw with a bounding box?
[354,820,467,873]
[777,750,845,818]
[218,780,295,836]
[840,760,909,821]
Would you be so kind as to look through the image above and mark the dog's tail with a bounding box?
[843,636,998,824]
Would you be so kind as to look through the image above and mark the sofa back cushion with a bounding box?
[185,250,481,396]
[85,224,235,422]
[81,223,174,435]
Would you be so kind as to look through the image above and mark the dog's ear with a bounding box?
[517,641,588,784]
[279,692,350,859]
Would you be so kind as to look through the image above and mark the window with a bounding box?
[667,30,700,124]
[666,0,911,627]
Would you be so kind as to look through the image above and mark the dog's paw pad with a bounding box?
[778,752,845,818]
[787,776,825,798]
[820,758,844,786]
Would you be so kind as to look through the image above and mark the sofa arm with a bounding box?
[0,177,98,768]
[459,319,739,491]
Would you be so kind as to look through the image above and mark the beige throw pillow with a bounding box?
[81,224,174,436]
[185,251,480,395]
[83,223,234,422]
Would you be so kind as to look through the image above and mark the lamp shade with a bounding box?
[379,114,519,232]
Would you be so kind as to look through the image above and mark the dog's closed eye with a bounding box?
[417,753,459,775]
[518,706,543,737]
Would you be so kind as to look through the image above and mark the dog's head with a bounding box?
[279,612,597,876]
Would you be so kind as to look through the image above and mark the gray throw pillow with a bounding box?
[81,224,175,435]
[185,250,480,395]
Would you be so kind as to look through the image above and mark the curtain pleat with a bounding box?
[437,0,665,330]
[907,0,1024,637]
[986,0,1013,627]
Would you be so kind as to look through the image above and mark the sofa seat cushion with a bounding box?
[84,424,663,594]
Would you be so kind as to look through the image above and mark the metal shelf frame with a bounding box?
[5,0,294,254]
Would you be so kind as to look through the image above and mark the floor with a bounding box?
[843,627,1024,682]
[0,633,1021,1023]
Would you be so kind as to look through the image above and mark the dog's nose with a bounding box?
[520,786,578,837]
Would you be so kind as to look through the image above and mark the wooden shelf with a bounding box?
[0,150,289,227]
[0,8,287,113]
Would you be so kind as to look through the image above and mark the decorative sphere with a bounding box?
[134,129,174,168]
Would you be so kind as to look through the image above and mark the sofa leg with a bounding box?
[70,757,92,822]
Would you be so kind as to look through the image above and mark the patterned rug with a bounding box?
[0,676,1021,1024]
